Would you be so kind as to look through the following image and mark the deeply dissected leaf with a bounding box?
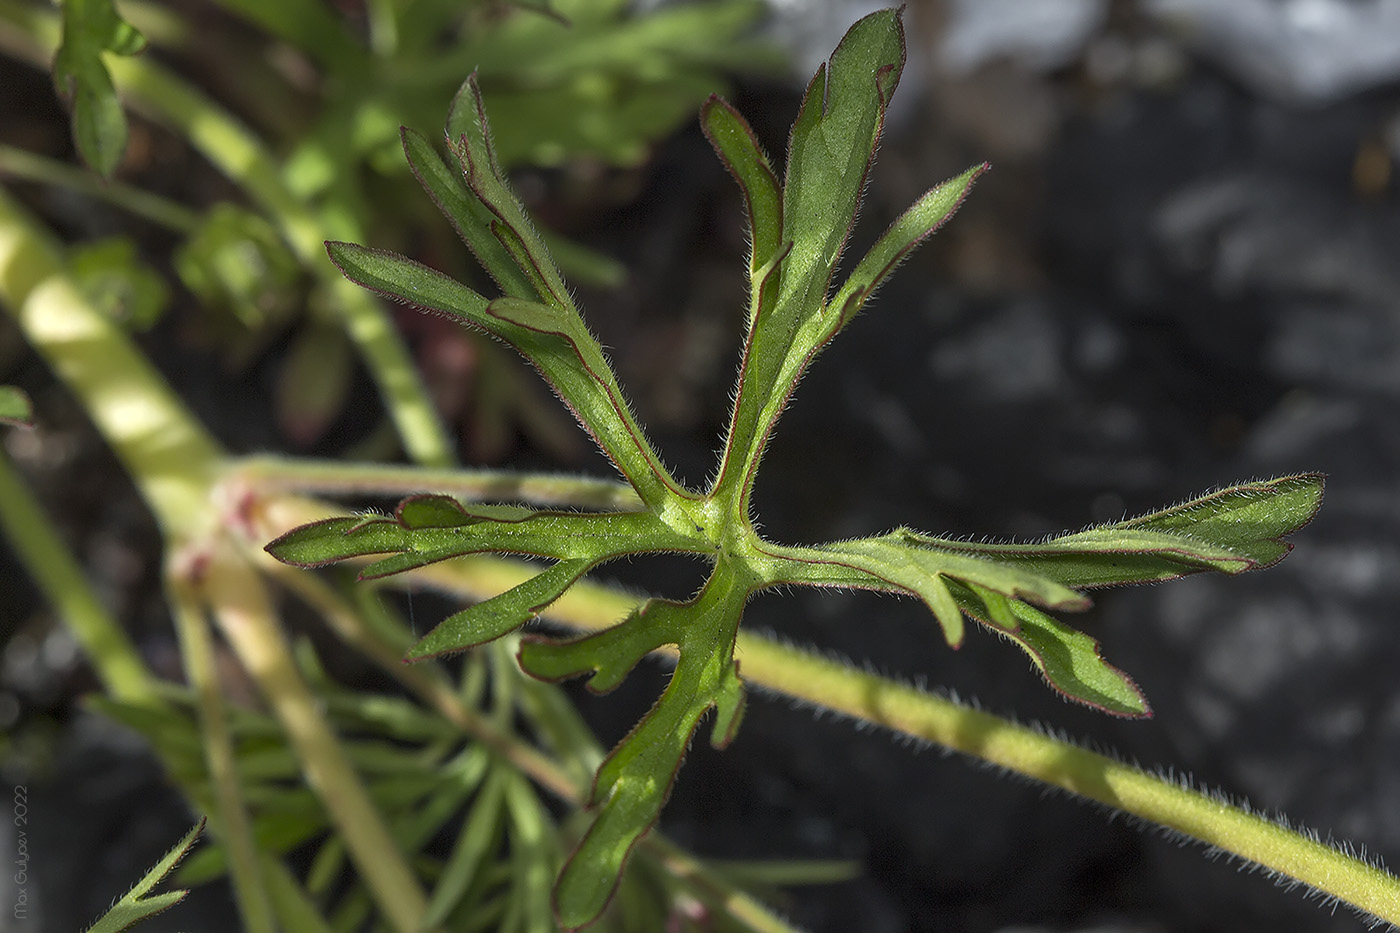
[447,74,571,309]
[359,104,690,511]
[400,127,538,300]
[271,6,1326,927]
[716,11,978,515]
[821,533,1090,627]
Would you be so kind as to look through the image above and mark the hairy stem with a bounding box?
[740,636,1400,925]
[390,549,1400,925]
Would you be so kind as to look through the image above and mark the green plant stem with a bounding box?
[110,58,453,469]
[0,188,221,539]
[0,143,200,232]
[0,0,453,469]
[167,568,277,933]
[0,189,432,931]
[199,544,432,933]
[257,554,582,803]
[231,454,642,510]
[740,637,1400,925]
[0,448,157,703]
[243,526,801,933]
[389,550,1400,926]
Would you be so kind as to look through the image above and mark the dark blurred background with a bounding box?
[4,0,1400,930]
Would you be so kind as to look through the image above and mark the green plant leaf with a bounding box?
[716,9,957,515]
[446,73,572,309]
[953,579,1149,717]
[423,764,509,928]
[325,243,685,513]
[829,162,988,319]
[778,9,903,318]
[400,127,538,301]
[273,6,1328,926]
[0,386,33,427]
[84,818,204,933]
[904,474,1326,589]
[520,563,748,927]
[51,0,147,178]
[69,237,169,331]
[265,495,698,575]
[762,533,1089,649]
[174,204,300,330]
[405,557,595,660]
[700,94,782,324]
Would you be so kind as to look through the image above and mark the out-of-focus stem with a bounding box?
[0,189,223,539]
[199,543,431,933]
[0,449,156,703]
[167,567,276,933]
[0,144,200,232]
[231,454,641,510]
[0,2,453,469]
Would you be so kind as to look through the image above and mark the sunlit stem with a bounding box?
[230,454,641,510]
[396,550,1400,926]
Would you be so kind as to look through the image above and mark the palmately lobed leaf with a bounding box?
[269,3,1329,926]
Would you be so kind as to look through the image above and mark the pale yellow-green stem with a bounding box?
[363,548,1400,927]
[0,449,157,703]
[231,454,642,510]
[739,637,1400,926]
[196,538,431,933]
[0,189,430,930]
[167,567,277,933]
[0,189,222,541]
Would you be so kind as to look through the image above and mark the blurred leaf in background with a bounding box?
[51,0,147,177]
